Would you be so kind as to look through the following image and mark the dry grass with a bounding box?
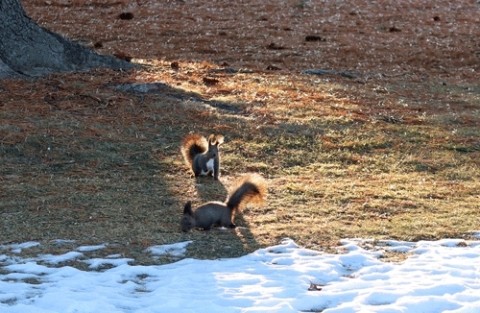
[0,0,478,264]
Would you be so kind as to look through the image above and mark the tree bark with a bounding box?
[0,0,134,78]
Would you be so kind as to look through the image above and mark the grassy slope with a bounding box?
[0,0,478,264]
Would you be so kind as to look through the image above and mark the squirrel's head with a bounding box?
[181,201,195,232]
[206,134,224,158]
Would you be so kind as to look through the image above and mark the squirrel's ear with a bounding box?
[215,135,224,146]
[207,134,215,145]
[183,201,193,215]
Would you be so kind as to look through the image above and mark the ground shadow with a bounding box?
[113,78,264,260]
[114,81,243,114]
[194,177,228,203]
[0,70,262,264]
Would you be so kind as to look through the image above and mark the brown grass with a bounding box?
[0,0,478,264]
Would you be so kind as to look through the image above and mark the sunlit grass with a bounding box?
[1,59,479,262]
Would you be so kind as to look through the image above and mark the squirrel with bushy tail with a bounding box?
[181,133,224,180]
[181,173,267,232]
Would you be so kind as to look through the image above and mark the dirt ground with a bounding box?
[24,0,479,78]
[0,0,478,264]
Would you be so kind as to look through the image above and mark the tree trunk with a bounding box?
[0,0,134,78]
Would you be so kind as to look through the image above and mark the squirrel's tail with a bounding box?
[181,134,208,166]
[226,174,267,211]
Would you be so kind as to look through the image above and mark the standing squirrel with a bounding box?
[181,133,224,180]
[181,174,267,232]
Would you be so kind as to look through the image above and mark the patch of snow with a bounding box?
[0,242,40,254]
[50,239,75,245]
[76,244,107,252]
[146,241,192,257]
[38,251,83,265]
[1,237,480,312]
[83,257,134,270]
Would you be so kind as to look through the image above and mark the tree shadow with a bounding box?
[0,66,332,262]
[111,79,266,259]
[114,81,243,114]
[194,177,228,203]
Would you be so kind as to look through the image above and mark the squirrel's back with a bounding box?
[181,173,267,232]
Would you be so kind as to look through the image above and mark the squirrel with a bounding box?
[181,133,224,180]
[181,174,267,232]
